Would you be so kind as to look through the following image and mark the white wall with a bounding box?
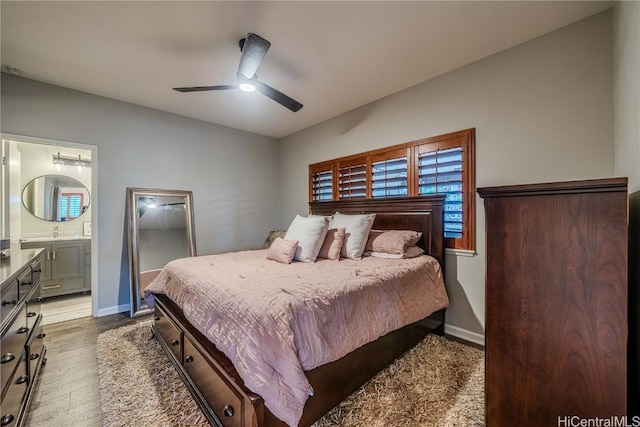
[278,11,615,342]
[614,1,640,193]
[17,141,92,236]
[1,74,280,315]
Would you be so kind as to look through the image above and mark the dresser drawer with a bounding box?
[1,281,19,326]
[155,304,182,363]
[25,282,42,332]
[30,258,42,288]
[1,305,28,396]
[183,337,244,427]
[0,352,28,427]
[16,268,33,300]
[25,314,45,378]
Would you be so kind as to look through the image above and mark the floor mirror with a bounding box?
[126,187,196,317]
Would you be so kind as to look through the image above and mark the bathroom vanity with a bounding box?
[20,238,90,298]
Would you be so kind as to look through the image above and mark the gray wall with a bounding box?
[1,10,624,342]
[1,74,280,314]
[613,1,640,193]
[278,11,615,342]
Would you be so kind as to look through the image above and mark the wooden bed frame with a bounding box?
[152,196,447,427]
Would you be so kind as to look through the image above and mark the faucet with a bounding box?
[53,226,59,238]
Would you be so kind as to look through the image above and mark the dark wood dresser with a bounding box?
[629,189,640,418]
[1,247,46,427]
[478,178,628,426]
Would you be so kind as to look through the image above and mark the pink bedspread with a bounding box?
[144,249,448,427]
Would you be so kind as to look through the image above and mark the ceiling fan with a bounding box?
[173,33,303,112]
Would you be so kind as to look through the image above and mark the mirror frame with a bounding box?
[126,187,196,317]
[22,173,91,222]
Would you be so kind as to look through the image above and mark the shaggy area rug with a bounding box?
[97,322,484,427]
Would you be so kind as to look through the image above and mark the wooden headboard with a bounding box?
[309,196,446,267]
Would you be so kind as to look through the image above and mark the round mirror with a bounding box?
[22,174,90,222]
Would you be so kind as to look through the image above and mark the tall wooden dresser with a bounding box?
[478,178,628,426]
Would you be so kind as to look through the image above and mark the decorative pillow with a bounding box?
[365,229,422,255]
[317,227,346,260]
[284,215,330,263]
[266,238,299,264]
[262,230,287,249]
[330,212,376,260]
[365,245,425,259]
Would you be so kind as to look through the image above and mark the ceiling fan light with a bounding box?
[239,83,256,93]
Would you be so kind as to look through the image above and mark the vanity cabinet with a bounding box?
[1,247,47,427]
[20,240,90,298]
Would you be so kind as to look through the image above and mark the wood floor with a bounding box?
[24,312,151,427]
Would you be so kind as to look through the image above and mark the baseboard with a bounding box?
[445,324,485,346]
[97,303,130,317]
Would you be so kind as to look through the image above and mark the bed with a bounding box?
[146,196,448,427]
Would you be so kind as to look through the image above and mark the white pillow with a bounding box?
[364,245,425,259]
[284,215,330,263]
[330,212,376,260]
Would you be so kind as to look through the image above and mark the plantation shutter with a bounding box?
[371,151,408,199]
[311,169,333,202]
[58,193,84,220]
[58,195,69,220]
[338,159,367,199]
[308,128,475,250]
[418,147,463,238]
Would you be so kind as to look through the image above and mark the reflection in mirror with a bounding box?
[22,174,90,222]
[126,188,196,317]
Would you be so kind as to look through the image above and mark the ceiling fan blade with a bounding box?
[237,33,271,79]
[173,85,236,92]
[254,80,303,112]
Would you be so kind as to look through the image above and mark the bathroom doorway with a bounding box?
[3,134,97,324]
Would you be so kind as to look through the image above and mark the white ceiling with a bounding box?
[1,1,612,139]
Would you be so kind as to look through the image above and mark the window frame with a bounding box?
[308,128,475,250]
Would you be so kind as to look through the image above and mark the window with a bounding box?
[338,159,367,200]
[418,147,463,239]
[311,168,333,202]
[59,192,84,220]
[372,149,408,199]
[309,128,475,250]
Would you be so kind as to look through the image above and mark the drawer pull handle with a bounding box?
[33,269,42,273]
[1,299,17,306]
[1,353,15,364]
[185,355,194,363]
[154,317,160,321]
[171,340,180,346]
[21,280,32,286]
[42,284,61,290]
[223,405,235,418]
[27,311,37,317]
[37,332,46,339]
[30,353,40,360]
[16,375,30,385]
[1,414,15,426]
[17,326,29,334]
